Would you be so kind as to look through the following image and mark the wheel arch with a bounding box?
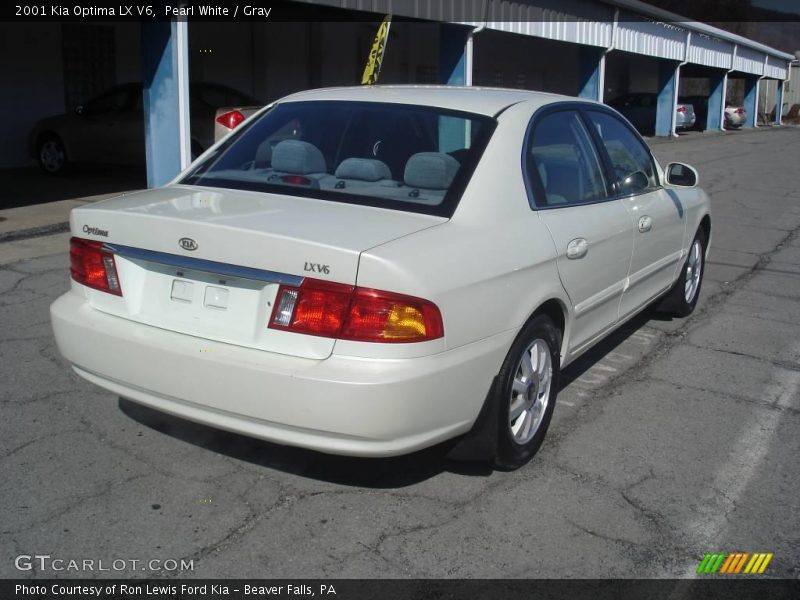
[523,296,571,364]
[698,213,711,255]
[36,130,71,158]
[446,294,569,466]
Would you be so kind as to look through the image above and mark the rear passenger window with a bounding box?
[586,110,659,195]
[527,110,607,207]
[181,101,494,216]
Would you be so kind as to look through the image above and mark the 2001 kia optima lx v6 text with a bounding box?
[50,86,711,469]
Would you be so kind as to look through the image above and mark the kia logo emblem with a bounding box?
[179,237,198,251]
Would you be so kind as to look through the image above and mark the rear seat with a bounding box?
[319,158,397,192]
[261,140,329,188]
[253,145,460,207]
[385,152,460,205]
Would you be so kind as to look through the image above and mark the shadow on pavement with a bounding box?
[0,165,146,209]
[559,305,675,390]
[119,399,492,489]
[118,305,678,487]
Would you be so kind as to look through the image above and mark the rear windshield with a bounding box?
[181,100,495,217]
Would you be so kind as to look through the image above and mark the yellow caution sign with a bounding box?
[361,15,392,85]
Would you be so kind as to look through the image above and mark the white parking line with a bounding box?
[665,346,800,584]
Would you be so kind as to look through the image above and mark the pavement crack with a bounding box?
[683,343,800,372]
[647,375,800,416]
[1,428,87,461]
[565,518,652,550]
[5,472,149,536]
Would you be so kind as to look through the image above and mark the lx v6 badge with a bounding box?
[304,262,330,274]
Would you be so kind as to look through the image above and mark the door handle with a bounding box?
[566,238,588,260]
[638,216,653,233]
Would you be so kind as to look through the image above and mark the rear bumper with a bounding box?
[51,291,512,457]
[676,114,696,129]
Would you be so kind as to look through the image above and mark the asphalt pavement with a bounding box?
[1,127,798,581]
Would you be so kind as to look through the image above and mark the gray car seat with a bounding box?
[389,152,460,205]
[263,140,328,188]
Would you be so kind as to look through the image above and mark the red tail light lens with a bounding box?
[69,237,122,295]
[271,279,352,337]
[736,108,745,115]
[269,279,443,343]
[215,110,245,130]
[677,106,686,113]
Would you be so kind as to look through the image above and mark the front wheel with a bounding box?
[37,135,68,175]
[494,315,561,470]
[665,229,707,318]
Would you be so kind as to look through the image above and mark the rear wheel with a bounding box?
[37,134,68,175]
[494,315,561,470]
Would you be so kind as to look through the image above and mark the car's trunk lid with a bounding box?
[679,103,695,120]
[71,185,446,359]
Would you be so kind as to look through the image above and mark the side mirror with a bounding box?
[617,170,649,195]
[75,105,85,116]
[665,162,698,187]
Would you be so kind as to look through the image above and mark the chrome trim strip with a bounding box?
[573,281,626,318]
[104,243,304,286]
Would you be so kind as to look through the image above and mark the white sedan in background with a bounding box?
[724,105,747,128]
[51,86,711,469]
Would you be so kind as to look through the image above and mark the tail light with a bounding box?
[270,279,443,343]
[69,237,122,296]
[215,110,245,130]
[676,105,686,113]
[736,108,745,115]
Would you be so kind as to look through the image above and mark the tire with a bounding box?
[37,134,69,175]
[494,314,562,470]
[665,229,707,318]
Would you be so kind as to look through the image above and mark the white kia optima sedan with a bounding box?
[51,86,711,469]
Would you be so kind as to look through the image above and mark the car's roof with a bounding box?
[276,85,587,117]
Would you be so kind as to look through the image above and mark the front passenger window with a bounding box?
[586,110,658,195]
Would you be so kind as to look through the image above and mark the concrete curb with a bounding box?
[0,222,70,244]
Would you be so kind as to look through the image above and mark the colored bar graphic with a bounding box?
[734,553,749,573]
[719,553,737,574]
[719,553,735,573]
[758,554,773,573]
[701,552,774,575]
[744,554,759,573]
[697,554,712,574]
[711,554,725,573]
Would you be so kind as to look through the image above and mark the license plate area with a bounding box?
[111,259,278,350]
[90,253,337,359]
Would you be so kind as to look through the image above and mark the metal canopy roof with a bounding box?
[299,0,795,79]
[607,0,796,61]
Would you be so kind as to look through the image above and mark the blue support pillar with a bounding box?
[743,76,758,128]
[655,61,678,136]
[141,20,191,188]
[706,71,726,131]
[775,79,785,124]
[579,47,605,101]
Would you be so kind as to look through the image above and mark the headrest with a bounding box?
[335,158,392,182]
[404,152,460,190]
[271,140,326,174]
